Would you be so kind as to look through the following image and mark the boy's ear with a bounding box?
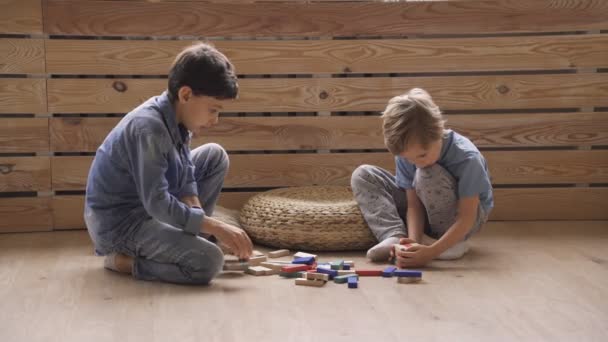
[178,86,192,103]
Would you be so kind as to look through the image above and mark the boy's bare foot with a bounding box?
[104,253,134,274]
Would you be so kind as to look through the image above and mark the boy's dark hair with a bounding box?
[167,43,238,102]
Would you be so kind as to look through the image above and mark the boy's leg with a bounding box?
[413,164,487,259]
[190,143,229,216]
[114,219,225,285]
[351,165,408,261]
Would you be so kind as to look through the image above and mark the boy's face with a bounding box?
[399,138,442,169]
[176,86,228,137]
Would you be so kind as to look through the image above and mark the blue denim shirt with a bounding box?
[85,91,205,243]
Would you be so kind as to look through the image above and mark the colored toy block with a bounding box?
[337,270,356,276]
[382,266,397,277]
[293,256,315,265]
[280,271,305,278]
[268,249,290,258]
[330,260,344,270]
[281,264,309,273]
[334,274,359,284]
[343,264,351,270]
[355,269,383,277]
[223,262,249,271]
[344,261,354,267]
[397,276,422,284]
[294,252,318,259]
[348,277,358,289]
[247,255,267,266]
[260,262,286,271]
[245,266,272,276]
[306,272,330,282]
[315,267,338,279]
[394,270,423,278]
[316,263,331,270]
[295,278,325,287]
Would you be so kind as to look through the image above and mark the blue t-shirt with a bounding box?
[395,130,494,213]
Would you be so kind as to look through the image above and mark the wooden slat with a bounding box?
[45,34,608,75]
[0,79,47,114]
[0,39,45,74]
[51,196,85,230]
[490,188,608,221]
[50,112,608,152]
[0,118,49,153]
[50,150,608,191]
[46,187,608,230]
[0,0,42,34]
[47,74,608,114]
[43,0,608,37]
[0,157,51,192]
[0,197,52,233]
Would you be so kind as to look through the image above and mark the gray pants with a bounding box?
[88,143,228,284]
[351,164,487,243]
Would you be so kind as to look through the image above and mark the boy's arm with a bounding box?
[429,196,479,255]
[405,189,426,242]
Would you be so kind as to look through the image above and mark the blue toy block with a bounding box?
[292,256,315,265]
[382,266,397,277]
[343,264,351,270]
[348,276,358,289]
[330,260,344,270]
[394,270,423,278]
[316,267,338,279]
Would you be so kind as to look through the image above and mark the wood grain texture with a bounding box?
[47,74,608,114]
[0,39,45,74]
[0,118,49,153]
[51,196,85,230]
[0,197,52,233]
[43,0,608,37]
[0,0,42,34]
[50,112,608,152]
[45,34,608,75]
[0,157,51,192]
[50,150,608,191]
[0,79,47,114]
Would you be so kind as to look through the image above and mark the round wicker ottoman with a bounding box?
[239,186,377,251]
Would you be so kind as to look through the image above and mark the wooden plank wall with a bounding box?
[1,0,607,232]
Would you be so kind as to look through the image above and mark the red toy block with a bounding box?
[281,264,309,273]
[355,269,383,277]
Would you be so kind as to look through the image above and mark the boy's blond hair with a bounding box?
[381,88,446,155]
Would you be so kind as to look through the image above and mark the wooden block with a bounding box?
[315,267,338,279]
[293,256,316,265]
[306,272,329,282]
[252,250,265,257]
[344,261,354,267]
[268,249,290,258]
[334,274,359,284]
[394,270,423,278]
[223,262,249,271]
[330,260,344,270]
[382,266,398,278]
[281,264,309,273]
[260,262,286,271]
[295,278,325,287]
[397,277,422,284]
[246,266,273,276]
[294,252,317,259]
[343,264,351,270]
[247,255,267,266]
[355,269,383,277]
[348,277,358,289]
[224,254,240,263]
[337,270,357,276]
[280,271,305,278]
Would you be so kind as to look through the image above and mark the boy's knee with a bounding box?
[193,143,229,173]
[351,164,375,188]
[182,243,224,284]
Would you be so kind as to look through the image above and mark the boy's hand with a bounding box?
[395,242,436,268]
[206,222,253,260]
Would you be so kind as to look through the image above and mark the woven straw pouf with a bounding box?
[239,186,377,251]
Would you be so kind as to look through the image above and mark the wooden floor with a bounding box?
[1,221,607,342]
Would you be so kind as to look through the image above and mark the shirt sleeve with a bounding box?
[395,156,416,190]
[457,154,492,199]
[126,128,204,235]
